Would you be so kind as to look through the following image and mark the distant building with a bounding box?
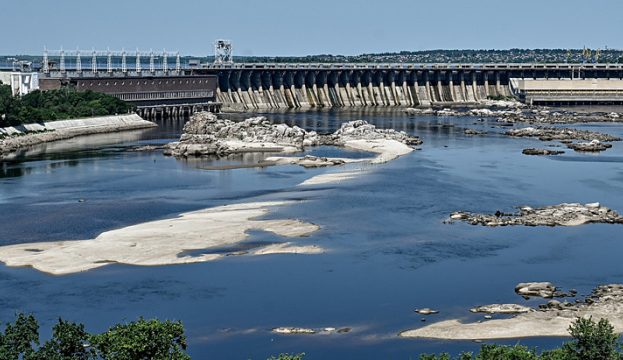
[0,71,40,96]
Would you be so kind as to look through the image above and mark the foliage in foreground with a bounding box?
[1,314,619,359]
[0,83,132,127]
[0,313,189,360]
[419,317,622,360]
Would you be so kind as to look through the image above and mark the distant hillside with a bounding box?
[2,49,622,67]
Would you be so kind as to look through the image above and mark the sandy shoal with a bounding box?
[0,201,321,275]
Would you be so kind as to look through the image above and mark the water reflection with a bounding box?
[2,109,623,359]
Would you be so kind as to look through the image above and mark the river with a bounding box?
[1,109,623,358]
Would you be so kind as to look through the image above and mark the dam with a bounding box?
[34,51,623,111]
[196,63,623,109]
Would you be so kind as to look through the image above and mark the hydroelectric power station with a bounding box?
[25,45,623,117]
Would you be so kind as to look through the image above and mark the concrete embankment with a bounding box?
[217,83,513,111]
[0,114,156,157]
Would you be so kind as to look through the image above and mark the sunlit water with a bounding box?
[1,109,623,359]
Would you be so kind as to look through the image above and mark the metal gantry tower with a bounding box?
[121,49,127,73]
[149,50,155,73]
[136,49,142,73]
[92,49,98,73]
[43,47,49,73]
[107,49,113,73]
[163,49,168,72]
[59,48,66,73]
[41,47,184,73]
[76,49,82,73]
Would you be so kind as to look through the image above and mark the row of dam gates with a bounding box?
[203,63,623,109]
[211,68,515,109]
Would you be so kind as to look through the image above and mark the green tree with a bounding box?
[476,344,538,360]
[562,317,621,360]
[90,318,190,360]
[0,313,39,360]
[36,319,95,360]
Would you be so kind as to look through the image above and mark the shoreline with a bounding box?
[0,114,157,159]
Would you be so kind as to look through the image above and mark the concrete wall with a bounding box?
[0,114,153,136]
[513,79,623,91]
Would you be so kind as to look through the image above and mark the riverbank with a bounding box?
[0,114,156,159]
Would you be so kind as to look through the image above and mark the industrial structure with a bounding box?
[5,44,623,117]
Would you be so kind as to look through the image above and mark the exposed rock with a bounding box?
[522,148,564,156]
[538,300,576,311]
[448,203,623,227]
[405,108,435,115]
[272,327,316,335]
[415,308,439,315]
[326,120,422,146]
[127,145,164,152]
[464,129,487,136]
[567,139,613,152]
[505,127,620,142]
[400,284,623,340]
[407,105,623,124]
[265,155,355,168]
[515,282,557,298]
[165,115,422,163]
[272,326,352,335]
[470,304,533,314]
[164,112,318,157]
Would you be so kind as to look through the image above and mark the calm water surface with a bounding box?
[1,109,623,359]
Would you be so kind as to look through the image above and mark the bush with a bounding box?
[0,85,132,127]
[562,317,621,360]
[0,313,189,360]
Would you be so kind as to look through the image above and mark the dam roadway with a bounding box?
[42,63,623,110]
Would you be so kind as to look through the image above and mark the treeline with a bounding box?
[0,313,189,360]
[229,48,623,64]
[0,84,132,127]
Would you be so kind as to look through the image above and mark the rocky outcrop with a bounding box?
[470,304,533,314]
[567,140,613,152]
[505,127,620,142]
[164,112,319,157]
[464,129,487,136]
[400,284,623,340]
[272,327,316,335]
[272,327,351,335]
[165,115,422,166]
[415,308,439,315]
[522,148,564,156]
[515,282,557,298]
[325,120,422,146]
[448,203,623,227]
[406,106,623,124]
[265,155,354,168]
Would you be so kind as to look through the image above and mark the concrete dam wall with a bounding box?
[212,69,514,110]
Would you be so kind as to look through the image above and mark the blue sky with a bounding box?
[3,0,622,56]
